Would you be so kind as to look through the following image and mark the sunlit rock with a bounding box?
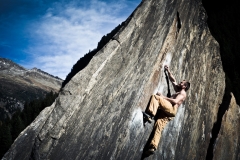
[213,93,240,160]
[3,0,228,159]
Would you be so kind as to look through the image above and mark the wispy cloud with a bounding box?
[25,0,139,79]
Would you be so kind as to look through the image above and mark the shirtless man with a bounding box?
[143,65,190,154]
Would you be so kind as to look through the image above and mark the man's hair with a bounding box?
[184,81,190,91]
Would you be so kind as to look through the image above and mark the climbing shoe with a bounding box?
[142,112,153,123]
[144,145,156,155]
[148,147,156,154]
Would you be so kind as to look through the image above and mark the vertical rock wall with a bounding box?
[213,94,240,160]
[3,0,226,159]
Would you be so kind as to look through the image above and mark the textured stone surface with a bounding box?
[213,93,240,160]
[3,0,226,159]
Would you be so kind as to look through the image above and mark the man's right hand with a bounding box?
[164,65,169,72]
[164,65,178,92]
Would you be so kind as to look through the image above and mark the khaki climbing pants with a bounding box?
[147,95,178,149]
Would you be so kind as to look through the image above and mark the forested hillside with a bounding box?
[0,91,58,158]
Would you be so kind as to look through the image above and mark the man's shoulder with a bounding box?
[180,90,187,97]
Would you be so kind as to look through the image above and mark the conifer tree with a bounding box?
[11,115,25,140]
[0,123,12,158]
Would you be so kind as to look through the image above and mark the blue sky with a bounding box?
[0,0,141,79]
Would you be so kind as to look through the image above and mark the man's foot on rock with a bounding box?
[142,112,154,123]
[148,148,156,154]
[144,145,156,155]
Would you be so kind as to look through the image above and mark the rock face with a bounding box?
[0,57,62,120]
[3,0,228,159]
[213,93,240,160]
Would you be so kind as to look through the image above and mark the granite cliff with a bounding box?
[3,0,239,159]
[212,93,240,160]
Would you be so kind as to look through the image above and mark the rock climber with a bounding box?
[143,65,190,154]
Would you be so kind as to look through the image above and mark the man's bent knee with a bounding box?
[153,94,162,100]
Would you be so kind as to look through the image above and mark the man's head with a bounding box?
[179,80,190,91]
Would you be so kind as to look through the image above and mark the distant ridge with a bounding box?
[0,57,63,120]
[0,57,26,71]
[29,67,62,81]
[0,58,62,81]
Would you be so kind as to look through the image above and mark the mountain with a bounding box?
[0,57,63,120]
[3,0,240,160]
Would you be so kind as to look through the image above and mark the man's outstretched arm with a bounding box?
[164,65,178,91]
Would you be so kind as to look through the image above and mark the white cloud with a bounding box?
[25,0,139,80]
